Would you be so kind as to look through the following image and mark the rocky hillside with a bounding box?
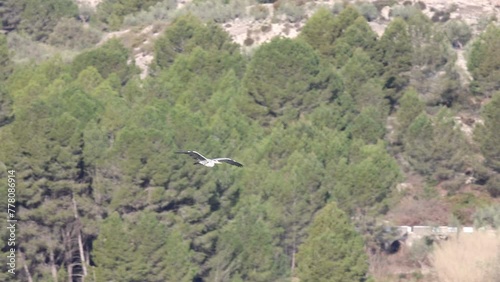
[75,0,499,79]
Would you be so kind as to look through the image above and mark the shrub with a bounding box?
[123,0,178,27]
[485,175,500,197]
[276,0,306,23]
[332,2,344,14]
[390,5,421,20]
[7,32,59,63]
[244,37,255,46]
[249,4,270,21]
[431,10,450,22]
[48,18,102,50]
[416,1,426,10]
[409,237,434,266]
[19,0,79,41]
[260,24,272,32]
[473,204,500,228]
[356,2,379,22]
[95,0,166,30]
[444,20,472,47]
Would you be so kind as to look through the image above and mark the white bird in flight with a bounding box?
[176,151,243,167]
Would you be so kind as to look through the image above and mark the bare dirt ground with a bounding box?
[75,0,102,8]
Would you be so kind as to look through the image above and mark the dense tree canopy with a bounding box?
[242,37,340,125]
[0,4,498,282]
[297,202,369,282]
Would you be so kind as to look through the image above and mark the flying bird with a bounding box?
[176,151,243,167]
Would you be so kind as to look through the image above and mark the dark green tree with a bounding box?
[299,8,337,57]
[403,112,434,173]
[348,106,386,144]
[300,5,363,64]
[4,68,101,280]
[333,16,378,67]
[341,49,384,107]
[404,109,468,179]
[468,25,500,96]
[71,38,138,83]
[151,47,243,107]
[95,0,164,30]
[93,211,197,281]
[396,87,425,134]
[332,141,401,215]
[475,92,500,171]
[92,212,135,281]
[332,5,361,39]
[152,14,239,71]
[19,0,78,41]
[376,18,413,101]
[297,202,369,282]
[209,197,285,282]
[242,37,339,125]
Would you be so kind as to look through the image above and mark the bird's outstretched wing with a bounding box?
[176,151,208,161]
[214,158,243,167]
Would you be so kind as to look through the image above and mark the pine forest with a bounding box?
[0,0,499,281]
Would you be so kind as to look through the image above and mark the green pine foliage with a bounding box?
[0,6,498,282]
[404,109,469,180]
[475,92,500,172]
[376,18,413,101]
[242,37,338,125]
[468,24,500,96]
[71,38,138,83]
[152,14,240,71]
[95,0,165,30]
[16,0,78,41]
[396,87,425,134]
[299,7,337,57]
[297,202,369,282]
[332,140,402,215]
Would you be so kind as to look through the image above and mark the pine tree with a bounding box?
[3,61,101,281]
[403,108,469,179]
[153,14,239,71]
[396,87,425,133]
[333,16,378,67]
[475,92,500,171]
[297,202,369,282]
[71,39,137,83]
[468,25,500,96]
[18,0,78,41]
[299,8,337,57]
[92,212,134,281]
[242,37,337,125]
[376,18,413,101]
[332,141,401,215]
[209,197,285,282]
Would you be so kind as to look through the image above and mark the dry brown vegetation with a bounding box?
[387,197,451,226]
[432,231,500,282]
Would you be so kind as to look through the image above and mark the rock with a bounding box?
[381,6,391,20]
